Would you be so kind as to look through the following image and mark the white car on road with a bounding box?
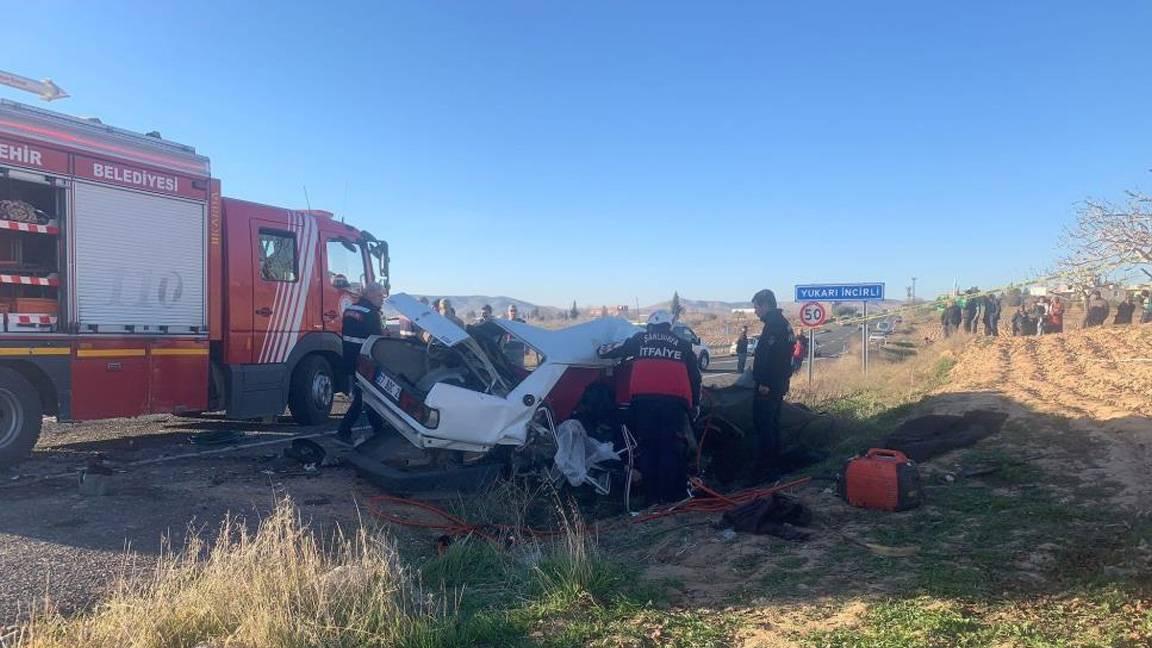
[728,336,758,356]
[671,323,711,370]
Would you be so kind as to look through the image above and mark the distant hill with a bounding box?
[643,298,753,313]
[386,293,912,322]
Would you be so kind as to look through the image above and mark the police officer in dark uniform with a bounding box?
[751,289,795,468]
[599,310,702,503]
[735,326,750,373]
[337,282,387,442]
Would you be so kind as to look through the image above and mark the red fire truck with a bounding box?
[0,99,388,466]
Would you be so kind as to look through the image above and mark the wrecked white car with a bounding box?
[349,294,641,492]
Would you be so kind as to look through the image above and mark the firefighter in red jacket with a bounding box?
[599,310,702,503]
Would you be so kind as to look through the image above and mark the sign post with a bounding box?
[798,301,827,384]
[795,283,885,376]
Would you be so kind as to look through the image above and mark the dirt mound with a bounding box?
[940,325,1152,508]
[943,326,1152,420]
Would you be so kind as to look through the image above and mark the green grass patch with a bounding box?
[879,346,917,359]
[409,518,738,647]
[802,588,1152,648]
[931,355,957,382]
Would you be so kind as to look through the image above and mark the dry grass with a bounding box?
[13,499,442,648]
[789,328,970,417]
[6,490,706,648]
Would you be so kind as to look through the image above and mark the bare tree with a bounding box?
[1060,192,1152,285]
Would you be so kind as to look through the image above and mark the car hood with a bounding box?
[491,317,641,365]
[384,293,474,346]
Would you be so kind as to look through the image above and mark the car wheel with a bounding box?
[0,368,43,468]
[288,355,335,425]
[698,351,710,371]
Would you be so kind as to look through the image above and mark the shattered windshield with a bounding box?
[467,320,544,390]
[454,335,512,397]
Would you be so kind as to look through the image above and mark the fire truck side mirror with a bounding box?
[374,241,390,294]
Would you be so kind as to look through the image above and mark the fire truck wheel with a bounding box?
[0,368,43,468]
[288,355,335,425]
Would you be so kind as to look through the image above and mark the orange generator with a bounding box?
[838,448,923,511]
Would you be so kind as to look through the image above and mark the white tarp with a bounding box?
[553,418,619,492]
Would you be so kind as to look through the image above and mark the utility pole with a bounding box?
[911,276,918,303]
[0,69,69,101]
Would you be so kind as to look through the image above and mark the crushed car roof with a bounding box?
[385,293,641,366]
[492,317,641,365]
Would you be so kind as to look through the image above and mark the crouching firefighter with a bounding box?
[338,282,387,443]
[599,310,702,504]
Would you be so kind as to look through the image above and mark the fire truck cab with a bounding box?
[0,99,387,466]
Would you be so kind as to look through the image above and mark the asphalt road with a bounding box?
[0,405,377,623]
[704,323,861,375]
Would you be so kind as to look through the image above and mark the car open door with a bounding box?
[385,294,473,346]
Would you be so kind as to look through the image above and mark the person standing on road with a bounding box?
[338,282,387,443]
[1141,290,1152,324]
[983,294,1001,336]
[735,326,750,373]
[751,289,796,470]
[599,310,701,504]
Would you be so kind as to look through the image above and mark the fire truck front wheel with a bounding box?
[0,368,43,468]
[288,355,335,425]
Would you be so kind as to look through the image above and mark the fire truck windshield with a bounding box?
[326,238,368,292]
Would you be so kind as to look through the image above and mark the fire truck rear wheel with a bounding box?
[0,368,43,468]
[288,355,335,426]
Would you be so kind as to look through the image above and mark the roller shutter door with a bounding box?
[74,182,205,332]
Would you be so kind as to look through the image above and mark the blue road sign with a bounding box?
[795,283,885,302]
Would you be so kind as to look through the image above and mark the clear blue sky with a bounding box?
[4,2,1150,307]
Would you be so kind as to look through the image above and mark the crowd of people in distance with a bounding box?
[940,289,1152,338]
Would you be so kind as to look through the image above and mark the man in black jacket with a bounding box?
[941,300,962,337]
[962,296,981,334]
[337,282,387,442]
[751,289,796,467]
[735,326,750,373]
[983,294,1001,336]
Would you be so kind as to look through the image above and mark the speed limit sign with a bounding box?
[799,301,827,327]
